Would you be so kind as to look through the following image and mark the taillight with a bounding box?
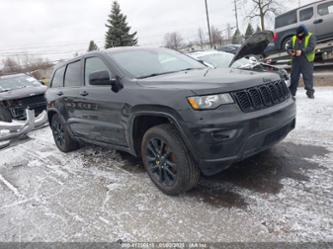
[273,32,278,43]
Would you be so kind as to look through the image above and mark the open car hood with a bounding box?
[229,31,273,67]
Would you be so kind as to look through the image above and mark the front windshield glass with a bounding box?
[108,49,206,78]
[198,52,249,68]
[0,75,42,93]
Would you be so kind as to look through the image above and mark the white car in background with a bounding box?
[189,32,291,87]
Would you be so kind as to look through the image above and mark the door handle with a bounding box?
[57,91,64,96]
[314,19,323,24]
[80,91,89,96]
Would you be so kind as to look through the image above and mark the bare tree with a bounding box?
[1,58,21,74]
[245,0,283,30]
[1,56,53,76]
[211,26,223,48]
[164,32,184,51]
[198,28,205,49]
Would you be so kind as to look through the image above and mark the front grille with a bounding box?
[9,94,47,120]
[232,80,290,113]
[18,94,46,107]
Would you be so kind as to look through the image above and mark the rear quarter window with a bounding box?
[51,67,65,88]
[275,10,297,29]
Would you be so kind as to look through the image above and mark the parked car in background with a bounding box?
[47,47,295,195]
[189,32,290,87]
[273,0,333,51]
[217,44,241,54]
[0,74,47,122]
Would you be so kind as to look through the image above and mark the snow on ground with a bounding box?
[0,87,332,242]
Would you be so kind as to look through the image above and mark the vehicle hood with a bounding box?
[0,85,47,101]
[137,68,280,95]
[229,31,274,67]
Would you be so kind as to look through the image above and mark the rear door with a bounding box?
[298,6,317,34]
[62,60,88,136]
[315,0,333,40]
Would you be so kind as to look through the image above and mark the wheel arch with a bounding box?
[128,106,196,161]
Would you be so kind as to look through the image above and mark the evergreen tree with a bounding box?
[244,23,254,40]
[256,25,262,33]
[105,1,137,48]
[232,29,242,44]
[88,40,98,51]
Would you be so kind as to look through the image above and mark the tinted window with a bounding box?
[108,49,205,79]
[85,57,111,85]
[318,1,333,16]
[300,7,314,21]
[64,61,82,87]
[275,11,297,28]
[51,67,65,88]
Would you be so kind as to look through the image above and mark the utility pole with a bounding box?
[204,0,213,48]
[233,0,239,31]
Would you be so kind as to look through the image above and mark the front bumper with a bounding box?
[0,109,48,148]
[182,99,296,176]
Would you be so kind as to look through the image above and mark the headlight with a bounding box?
[187,93,234,110]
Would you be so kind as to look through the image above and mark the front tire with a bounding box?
[141,124,200,195]
[50,113,79,152]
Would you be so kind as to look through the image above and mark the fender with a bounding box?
[127,105,199,162]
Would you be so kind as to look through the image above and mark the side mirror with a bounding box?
[89,71,123,92]
[89,71,111,85]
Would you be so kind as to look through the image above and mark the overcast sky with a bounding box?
[0,0,313,63]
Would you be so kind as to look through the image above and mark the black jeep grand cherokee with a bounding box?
[46,47,296,195]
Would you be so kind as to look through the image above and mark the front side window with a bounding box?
[84,57,111,85]
[51,67,65,88]
[318,1,333,16]
[275,10,297,28]
[300,7,314,21]
[108,49,205,79]
[64,61,82,87]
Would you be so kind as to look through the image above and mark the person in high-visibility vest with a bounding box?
[287,25,316,99]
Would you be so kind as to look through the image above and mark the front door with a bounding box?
[81,56,127,146]
[315,0,333,40]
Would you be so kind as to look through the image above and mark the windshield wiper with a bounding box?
[137,68,203,79]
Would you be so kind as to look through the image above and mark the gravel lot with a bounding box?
[0,88,332,242]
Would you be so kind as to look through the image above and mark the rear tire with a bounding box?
[0,108,12,122]
[50,113,79,152]
[141,124,200,195]
[282,36,292,51]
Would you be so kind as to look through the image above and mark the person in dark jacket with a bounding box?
[287,25,316,99]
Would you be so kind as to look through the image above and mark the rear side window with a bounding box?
[318,1,333,16]
[300,7,314,21]
[51,67,65,88]
[64,61,82,87]
[275,10,297,28]
[84,57,111,85]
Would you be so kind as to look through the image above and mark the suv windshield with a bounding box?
[0,75,42,93]
[108,49,206,79]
